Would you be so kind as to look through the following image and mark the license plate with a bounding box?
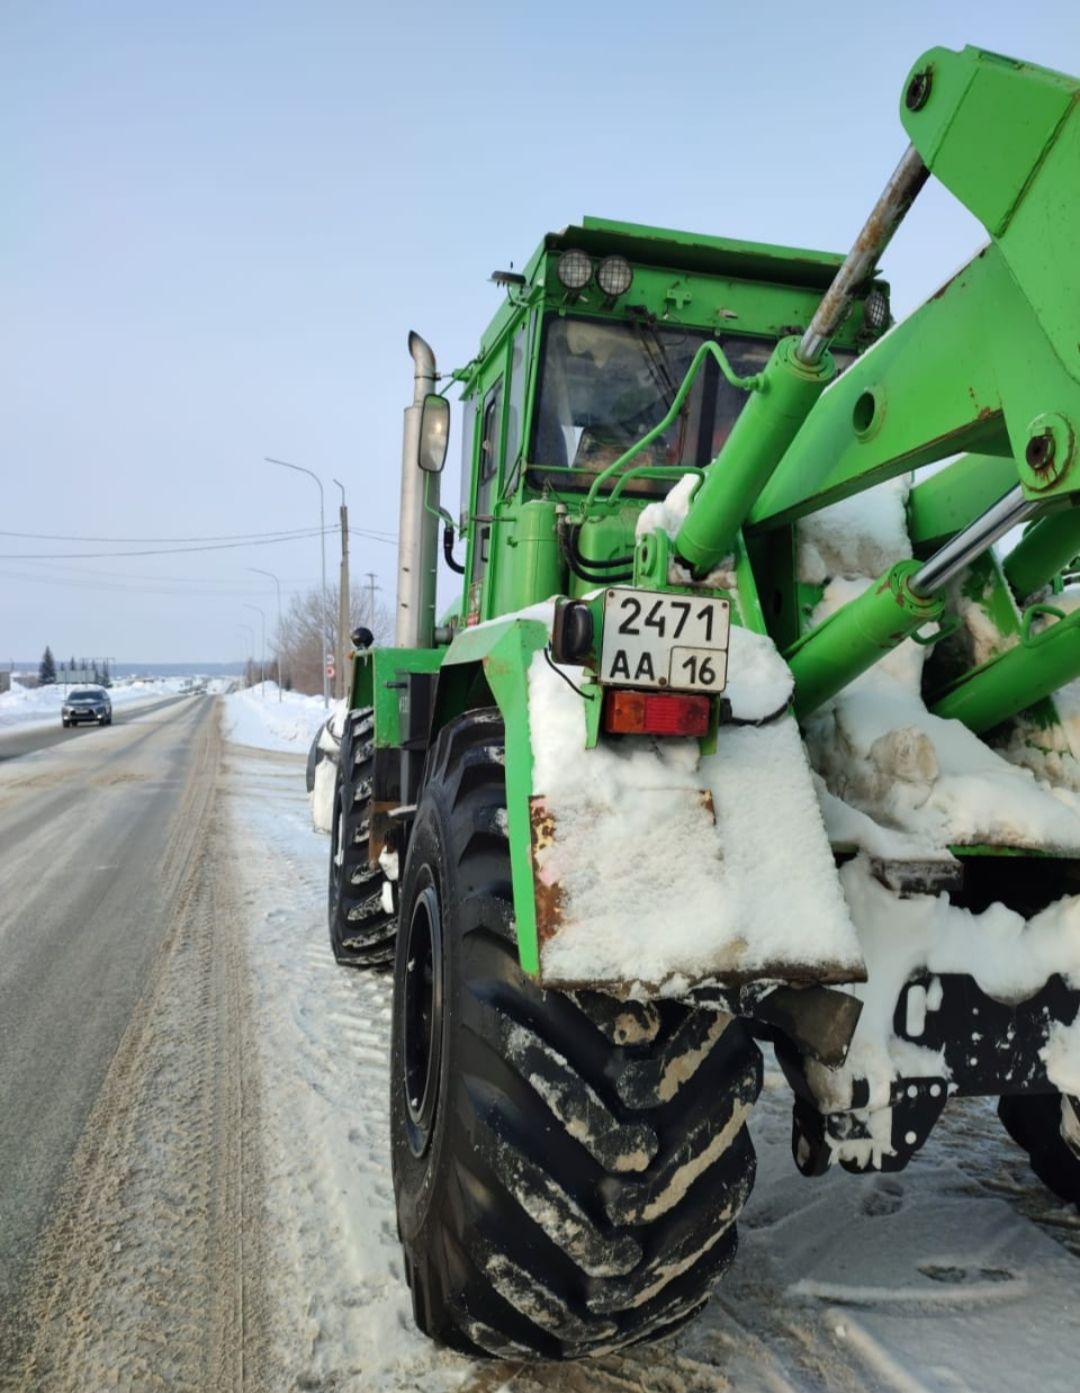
[599,588,730,693]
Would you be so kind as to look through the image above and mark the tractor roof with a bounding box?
[539,216,850,291]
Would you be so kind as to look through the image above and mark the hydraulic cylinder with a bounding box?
[787,561,944,718]
[675,337,835,574]
[930,608,1080,733]
[1003,507,1080,599]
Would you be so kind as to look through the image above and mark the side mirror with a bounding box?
[350,625,374,649]
[418,394,450,473]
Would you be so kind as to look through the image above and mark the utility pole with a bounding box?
[366,571,380,633]
[334,478,349,701]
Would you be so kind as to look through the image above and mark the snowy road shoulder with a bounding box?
[223,742,1080,1393]
[219,681,332,753]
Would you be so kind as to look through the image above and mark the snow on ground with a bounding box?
[0,677,190,732]
[225,740,1080,1393]
[219,681,332,752]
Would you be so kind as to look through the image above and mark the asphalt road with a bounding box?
[0,694,231,1377]
[0,692,188,762]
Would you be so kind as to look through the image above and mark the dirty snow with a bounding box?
[219,680,332,752]
[225,745,1080,1392]
[797,476,912,583]
[803,579,1080,856]
[528,630,863,993]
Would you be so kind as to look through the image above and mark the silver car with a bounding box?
[61,686,113,727]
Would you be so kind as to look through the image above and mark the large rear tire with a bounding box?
[390,709,762,1360]
[999,1092,1080,1206]
[328,709,397,968]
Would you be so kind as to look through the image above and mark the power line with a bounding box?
[0,566,314,598]
[0,525,332,544]
[0,531,340,560]
[0,526,397,561]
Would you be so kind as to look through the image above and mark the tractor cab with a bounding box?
[451,218,887,625]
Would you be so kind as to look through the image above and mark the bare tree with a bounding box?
[274,580,393,695]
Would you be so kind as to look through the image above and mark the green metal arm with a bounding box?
[583,340,762,510]
[749,47,1080,533]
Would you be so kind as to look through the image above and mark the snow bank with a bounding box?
[219,682,331,753]
[529,627,863,994]
[0,677,188,732]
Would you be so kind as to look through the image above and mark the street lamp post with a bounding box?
[235,624,256,686]
[244,603,267,699]
[265,456,330,710]
[332,477,349,702]
[249,567,283,701]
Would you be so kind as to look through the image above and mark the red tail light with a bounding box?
[603,689,711,737]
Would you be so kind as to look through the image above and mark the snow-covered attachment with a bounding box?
[778,476,1080,1176]
[528,624,864,997]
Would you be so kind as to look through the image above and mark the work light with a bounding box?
[863,287,890,333]
[557,249,593,290]
[597,255,633,298]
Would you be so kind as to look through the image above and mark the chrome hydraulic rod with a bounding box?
[797,145,929,366]
[910,486,1037,596]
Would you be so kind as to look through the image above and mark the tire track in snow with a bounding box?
[6,709,268,1393]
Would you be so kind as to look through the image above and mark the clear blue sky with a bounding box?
[2,0,1078,663]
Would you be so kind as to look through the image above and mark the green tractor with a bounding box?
[329,45,1080,1360]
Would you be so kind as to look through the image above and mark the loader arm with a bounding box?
[678,45,1080,567]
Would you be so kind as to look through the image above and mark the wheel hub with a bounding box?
[402,882,444,1156]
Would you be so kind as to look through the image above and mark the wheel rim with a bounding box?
[329,783,346,921]
[402,880,444,1157]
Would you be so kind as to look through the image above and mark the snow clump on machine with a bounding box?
[528,624,863,995]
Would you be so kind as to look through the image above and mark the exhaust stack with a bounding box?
[395,331,440,649]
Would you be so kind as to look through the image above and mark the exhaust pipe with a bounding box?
[395,331,440,649]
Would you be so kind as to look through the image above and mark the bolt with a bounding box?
[905,68,932,112]
[1026,430,1056,471]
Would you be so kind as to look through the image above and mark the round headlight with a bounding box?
[597,255,633,298]
[863,286,890,333]
[557,249,593,291]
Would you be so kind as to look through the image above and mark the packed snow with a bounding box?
[804,569,1080,860]
[528,624,863,993]
[797,475,912,584]
[635,470,700,540]
[219,681,331,752]
[0,676,191,732]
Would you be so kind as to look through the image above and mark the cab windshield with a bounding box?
[528,316,774,495]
